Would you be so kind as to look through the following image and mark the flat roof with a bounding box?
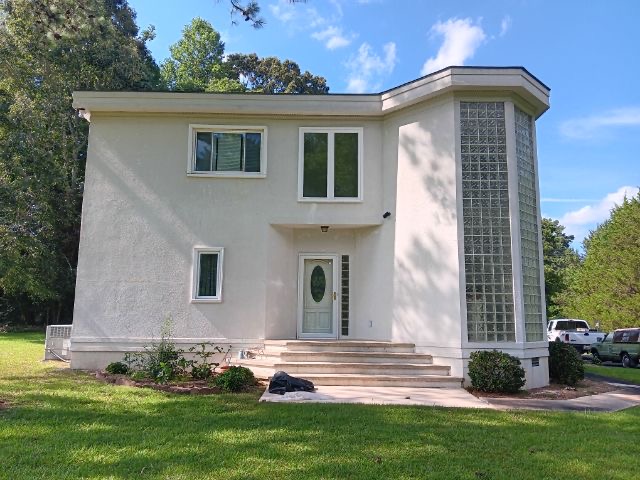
[73,66,550,120]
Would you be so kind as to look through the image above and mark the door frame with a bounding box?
[297,253,340,339]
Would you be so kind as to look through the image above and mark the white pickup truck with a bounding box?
[547,319,605,352]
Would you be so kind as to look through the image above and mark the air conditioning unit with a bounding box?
[44,325,73,361]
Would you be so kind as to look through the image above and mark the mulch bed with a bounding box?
[468,378,617,400]
[95,371,268,395]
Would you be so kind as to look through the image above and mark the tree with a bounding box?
[0,0,159,325]
[159,17,242,92]
[563,193,640,331]
[222,0,307,29]
[226,53,329,93]
[160,19,328,94]
[541,218,580,318]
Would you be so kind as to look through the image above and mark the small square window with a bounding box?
[192,247,224,302]
[188,125,267,177]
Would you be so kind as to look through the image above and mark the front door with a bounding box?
[298,255,339,339]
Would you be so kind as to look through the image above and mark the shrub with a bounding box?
[191,364,213,380]
[549,342,584,386]
[468,350,526,393]
[214,366,255,392]
[105,361,129,375]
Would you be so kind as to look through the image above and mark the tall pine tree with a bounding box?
[0,0,159,324]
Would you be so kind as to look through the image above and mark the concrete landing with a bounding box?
[259,385,492,408]
[259,384,640,412]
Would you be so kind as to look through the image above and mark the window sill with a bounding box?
[187,172,266,179]
[191,298,222,304]
[298,197,363,203]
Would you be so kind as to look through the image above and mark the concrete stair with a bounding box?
[230,340,462,388]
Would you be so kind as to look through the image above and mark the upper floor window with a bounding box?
[188,125,267,177]
[298,127,363,201]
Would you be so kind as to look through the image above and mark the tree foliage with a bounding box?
[160,18,328,94]
[0,0,159,324]
[541,218,580,318]
[563,193,640,331]
[226,53,329,93]
[159,17,240,92]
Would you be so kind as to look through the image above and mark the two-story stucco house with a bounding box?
[70,66,551,388]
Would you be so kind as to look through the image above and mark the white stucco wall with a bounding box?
[71,69,551,388]
[71,114,390,367]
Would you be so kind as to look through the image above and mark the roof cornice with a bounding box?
[73,66,550,121]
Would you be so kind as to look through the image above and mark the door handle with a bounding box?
[333,292,337,301]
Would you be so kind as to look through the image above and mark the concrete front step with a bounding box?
[280,351,433,364]
[298,373,463,388]
[282,341,415,353]
[274,362,450,376]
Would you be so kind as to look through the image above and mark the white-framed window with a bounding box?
[298,127,363,202]
[192,247,224,302]
[187,125,267,177]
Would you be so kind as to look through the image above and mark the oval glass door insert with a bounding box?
[310,265,326,302]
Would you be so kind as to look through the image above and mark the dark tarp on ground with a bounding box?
[268,371,315,395]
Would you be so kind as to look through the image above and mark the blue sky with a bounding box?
[130,0,640,248]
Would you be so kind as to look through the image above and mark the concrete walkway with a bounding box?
[260,386,492,408]
[260,383,640,412]
[485,387,640,412]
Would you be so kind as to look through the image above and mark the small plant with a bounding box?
[214,366,255,392]
[105,361,129,375]
[468,350,526,393]
[191,364,212,380]
[112,322,227,385]
[130,370,148,381]
[549,342,584,386]
[591,354,602,366]
[189,342,223,379]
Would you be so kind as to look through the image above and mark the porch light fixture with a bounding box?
[320,225,329,233]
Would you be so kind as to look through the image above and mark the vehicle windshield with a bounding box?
[555,320,589,331]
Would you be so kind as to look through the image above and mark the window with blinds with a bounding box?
[190,125,266,176]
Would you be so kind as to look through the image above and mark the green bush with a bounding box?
[214,366,255,392]
[468,350,526,393]
[549,342,584,386]
[105,361,129,375]
[191,364,213,380]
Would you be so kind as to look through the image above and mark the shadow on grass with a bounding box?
[2,371,640,480]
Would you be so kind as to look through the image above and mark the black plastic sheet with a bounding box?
[268,371,315,395]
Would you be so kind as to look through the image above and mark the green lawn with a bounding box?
[1,333,638,480]
[585,363,640,385]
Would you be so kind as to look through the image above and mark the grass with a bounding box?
[585,363,640,385]
[1,333,639,480]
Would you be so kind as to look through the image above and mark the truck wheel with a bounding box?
[554,337,561,342]
[621,353,632,368]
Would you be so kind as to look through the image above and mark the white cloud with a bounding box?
[500,15,512,36]
[269,2,330,29]
[558,186,639,243]
[345,42,397,93]
[269,0,296,23]
[311,26,352,50]
[421,18,486,75]
[560,107,640,140]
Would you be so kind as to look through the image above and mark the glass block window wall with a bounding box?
[460,102,516,342]
[515,108,545,341]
